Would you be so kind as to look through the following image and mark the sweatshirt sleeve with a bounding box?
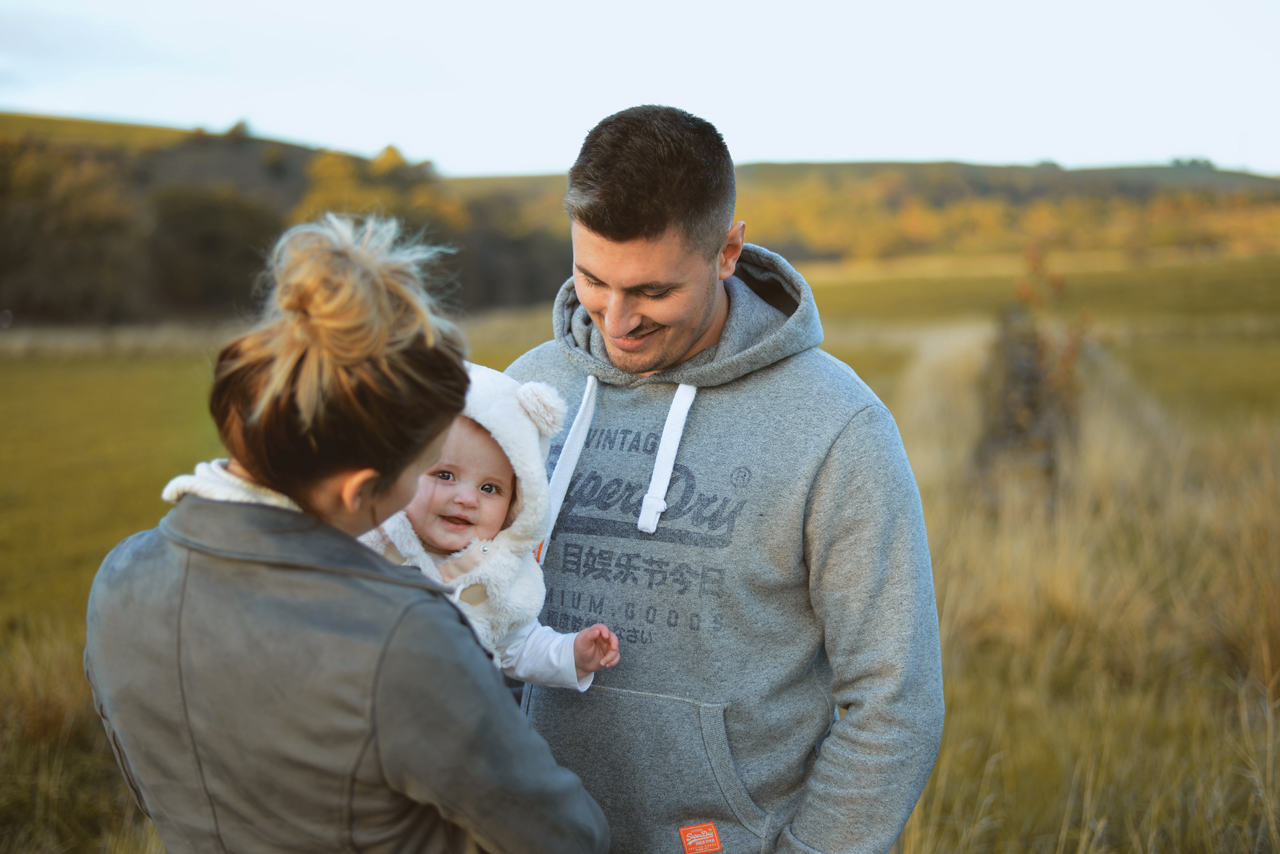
[783,403,945,854]
[373,598,609,854]
[496,620,593,691]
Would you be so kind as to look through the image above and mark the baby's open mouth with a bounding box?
[440,515,473,527]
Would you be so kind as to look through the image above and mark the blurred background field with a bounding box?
[3,113,1280,852]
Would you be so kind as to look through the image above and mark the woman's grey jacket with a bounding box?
[83,496,608,854]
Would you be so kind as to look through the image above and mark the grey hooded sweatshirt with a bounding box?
[506,244,944,854]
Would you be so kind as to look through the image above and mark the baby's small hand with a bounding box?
[574,623,621,679]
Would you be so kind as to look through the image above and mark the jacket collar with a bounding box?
[160,496,448,593]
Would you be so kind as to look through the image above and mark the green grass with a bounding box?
[0,112,193,153]
[1113,337,1280,425]
[0,341,542,628]
[467,343,549,373]
[811,254,1280,321]
[460,303,912,403]
[0,355,223,625]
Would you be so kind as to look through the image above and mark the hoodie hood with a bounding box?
[552,243,824,389]
[542,243,826,538]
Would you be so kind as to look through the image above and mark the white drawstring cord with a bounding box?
[538,377,698,557]
[539,375,598,565]
[637,383,697,534]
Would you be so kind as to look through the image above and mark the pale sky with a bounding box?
[1,0,1277,177]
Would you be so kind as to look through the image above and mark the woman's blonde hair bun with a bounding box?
[254,214,460,429]
[211,214,469,509]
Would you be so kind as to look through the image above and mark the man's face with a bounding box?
[571,222,743,376]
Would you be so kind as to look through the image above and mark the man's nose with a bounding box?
[601,293,641,338]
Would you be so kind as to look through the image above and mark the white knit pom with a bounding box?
[515,381,567,437]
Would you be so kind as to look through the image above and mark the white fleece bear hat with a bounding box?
[460,362,566,549]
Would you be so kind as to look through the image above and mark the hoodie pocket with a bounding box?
[528,685,768,850]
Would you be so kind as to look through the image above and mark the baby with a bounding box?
[362,363,619,690]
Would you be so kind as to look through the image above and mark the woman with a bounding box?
[84,215,607,854]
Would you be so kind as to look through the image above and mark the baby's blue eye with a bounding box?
[436,471,454,482]
[480,483,497,494]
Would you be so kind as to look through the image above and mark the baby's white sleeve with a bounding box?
[495,620,592,692]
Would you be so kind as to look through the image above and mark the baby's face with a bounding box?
[405,417,515,556]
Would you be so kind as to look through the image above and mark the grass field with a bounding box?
[1114,336,1280,423]
[0,356,222,627]
[806,252,1280,425]
[805,253,1280,321]
[2,252,1278,851]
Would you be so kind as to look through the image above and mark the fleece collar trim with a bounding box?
[162,459,302,512]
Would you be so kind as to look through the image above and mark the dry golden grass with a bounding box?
[890,327,1280,853]
[0,619,155,852]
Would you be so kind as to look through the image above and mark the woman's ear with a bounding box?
[308,468,382,536]
[340,469,381,516]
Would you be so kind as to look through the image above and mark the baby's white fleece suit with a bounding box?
[361,362,592,691]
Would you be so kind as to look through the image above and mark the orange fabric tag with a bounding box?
[679,822,722,854]
[533,540,545,562]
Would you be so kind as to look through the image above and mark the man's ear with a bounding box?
[718,221,746,281]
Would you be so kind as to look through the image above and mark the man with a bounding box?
[506,106,944,854]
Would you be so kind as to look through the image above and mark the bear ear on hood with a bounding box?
[515,381,566,438]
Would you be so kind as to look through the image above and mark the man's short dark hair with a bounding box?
[566,105,736,259]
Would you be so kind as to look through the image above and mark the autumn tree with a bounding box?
[149,186,283,313]
[0,140,147,322]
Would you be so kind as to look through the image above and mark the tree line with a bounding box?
[734,162,1280,263]
[0,130,572,323]
[3,121,1279,324]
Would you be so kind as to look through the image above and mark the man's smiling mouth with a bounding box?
[610,327,662,352]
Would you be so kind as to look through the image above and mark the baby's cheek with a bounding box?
[484,495,516,540]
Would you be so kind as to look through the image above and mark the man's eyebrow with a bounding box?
[574,262,680,292]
